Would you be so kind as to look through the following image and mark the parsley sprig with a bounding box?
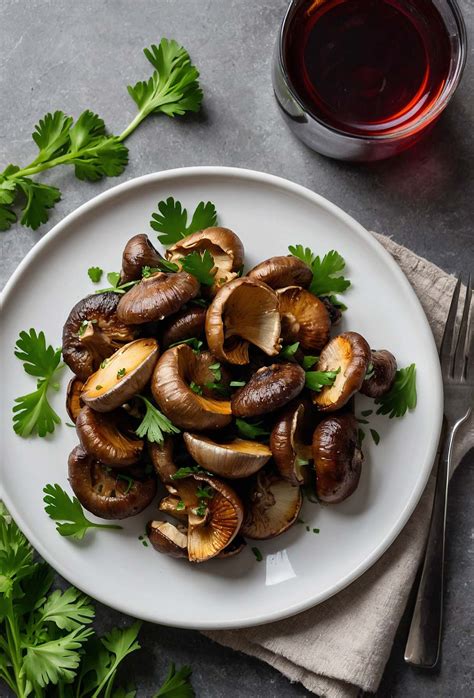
[305,368,340,392]
[288,245,351,304]
[12,329,64,437]
[150,196,217,244]
[43,484,122,539]
[1,39,203,232]
[135,395,180,444]
[375,364,417,418]
[0,502,195,697]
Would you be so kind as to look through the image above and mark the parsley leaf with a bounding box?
[12,329,63,437]
[168,337,203,351]
[150,196,217,244]
[251,547,263,562]
[375,363,417,418]
[16,178,61,230]
[302,355,319,370]
[289,245,351,299]
[154,662,195,697]
[181,249,215,285]
[38,587,95,631]
[235,418,270,440]
[127,38,202,127]
[135,395,180,444]
[88,266,103,282]
[279,342,300,359]
[170,466,202,480]
[0,201,17,230]
[31,111,73,163]
[23,625,94,687]
[43,483,122,538]
[305,368,340,392]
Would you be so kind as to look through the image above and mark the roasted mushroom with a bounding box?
[117,271,200,324]
[172,473,244,562]
[360,349,397,398]
[149,437,178,484]
[218,534,246,559]
[81,338,158,412]
[158,495,188,521]
[183,432,271,479]
[76,406,143,467]
[312,413,362,503]
[120,234,166,283]
[248,255,312,289]
[320,296,343,325]
[147,520,188,558]
[231,363,305,417]
[166,227,244,294]
[241,471,302,539]
[66,378,84,423]
[277,286,331,352]
[62,293,136,381]
[270,400,315,485]
[68,445,156,519]
[205,278,281,364]
[152,344,232,430]
[161,305,207,349]
[312,332,371,411]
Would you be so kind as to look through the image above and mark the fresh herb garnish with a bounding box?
[171,466,202,480]
[100,358,109,369]
[12,329,63,437]
[0,504,195,696]
[251,547,263,562]
[176,499,186,511]
[116,473,134,494]
[375,364,417,418]
[305,367,340,392]
[230,380,246,388]
[208,362,222,380]
[96,272,141,294]
[43,483,122,538]
[1,39,202,232]
[306,525,310,532]
[194,503,208,517]
[370,428,381,445]
[356,417,370,425]
[180,250,215,285]
[302,355,319,370]
[288,245,351,301]
[135,395,180,444]
[279,342,300,359]
[196,486,214,500]
[235,418,270,440]
[142,260,179,276]
[150,197,217,244]
[361,409,373,417]
[116,367,126,379]
[168,336,203,352]
[365,362,375,380]
[189,381,203,395]
[87,266,103,283]
[95,384,103,390]
[313,528,320,534]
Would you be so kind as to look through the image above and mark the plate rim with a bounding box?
[0,165,443,629]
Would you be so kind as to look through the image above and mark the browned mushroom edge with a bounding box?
[231,363,306,417]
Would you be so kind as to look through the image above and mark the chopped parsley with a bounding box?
[305,367,340,392]
[251,547,263,562]
[87,266,103,283]
[116,367,126,379]
[375,364,417,418]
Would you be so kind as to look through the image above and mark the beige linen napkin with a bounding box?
[205,234,473,697]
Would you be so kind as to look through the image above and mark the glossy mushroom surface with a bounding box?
[241,471,303,539]
[312,332,371,411]
[152,344,232,430]
[248,255,312,289]
[205,278,281,364]
[149,437,179,484]
[278,286,331,352]
[147,520,188,558]
[66,377,84,423]
[270,400,315,485]
[183,432,271,478]
[161,305,207,348]
[120,234,166,283]
[68,446,156,519]
[76,406,143,467]
[117,271,200,324]
[62,293,136,381]
[81,338,158,412]
[312,413,362,503]
[360,349,397,398]
[231,363,305,417]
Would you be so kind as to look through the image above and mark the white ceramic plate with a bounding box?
[0,167,442,629]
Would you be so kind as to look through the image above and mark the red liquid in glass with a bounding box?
[283,0,452,136]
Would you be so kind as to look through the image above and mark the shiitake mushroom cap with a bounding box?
[68,445,156,519]
[66,377,84,423]
[117,271,200,324]
[62,293,137,381]
[75,406,143,467]
[241,471,303,540]
[270,400,316,485]
[231,363,306,417]
[147,520,188,558]
[161,305,207,349]
[277,286,331,352]
[248,256,312,289]
[183,432,271,479]
[120,234,166,284]
[360,349,397,398]
[312,413,362,503]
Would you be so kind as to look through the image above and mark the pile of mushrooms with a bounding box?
[62,227,398,563]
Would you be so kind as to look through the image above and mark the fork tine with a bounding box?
[440,276,461,376]
[453,274,472,379]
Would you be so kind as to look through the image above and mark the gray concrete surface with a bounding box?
[1,1,472,696]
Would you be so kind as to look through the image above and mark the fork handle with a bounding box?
[404,420,460,668]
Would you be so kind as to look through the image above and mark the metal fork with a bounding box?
[404,274,473,668]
